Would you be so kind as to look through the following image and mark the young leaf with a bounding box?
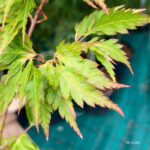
[57,53,127,89]
[0,62,22,114]
[83,0,108,15]
[4,60,23,84]
[58,66,124,117]
[75,11,100,41]
[47,87,57,105]
[39,63,58,105]
[18,60,33,114]
[25,101,35,125]
[0,24,22,55]
[89,39,133,74]
[96,54,116,81]
[0,0,35,54]
[0,35,36,70]
[57,40,85,56]
[75,6,150,40]
[2,0,14,30]
[52,89,82,139]
[40,100,52,141]
[25,65,43,132]
[39,63,56,140]
[39,62,60,89]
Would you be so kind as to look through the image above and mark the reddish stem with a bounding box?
[28,0,47,38]
[23,125,33,134]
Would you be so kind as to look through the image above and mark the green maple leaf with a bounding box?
[0,35,36,70]
[0,61,22,114]
[1,0,14,29]
[0,0,35,54]
[39,100,53,141]
[39,62,60,89]
[39,63,82,139]
[18,60,33,114]
[56,40,87,56]
[75,6,150,40]
[46,87,57,105]
[96,54,116,81]
[0,35,35,115]
[52,88,82,138]
[57,52,127,89]
[89,39,133,80]
[58,66,124,117]
[25,101,35,125]
[25,64,44,132]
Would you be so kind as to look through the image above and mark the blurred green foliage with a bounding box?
[32,0,150,58]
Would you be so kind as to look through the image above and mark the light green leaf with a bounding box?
[0,23,22,55]
[0,63,22,114]
[91,39,133,74]
[11,134,39,150]
[40,100,52,141]
[57,53,126,90]
[75,6,150,40]
[25,65,43,132]
[0,35,36,70]
[25,101,35,125]
[47,87,56,105]
[0,0,35,54]
[56,40,88,56]
[2,0,14,29]
[58,66,124,117]
[96,54,116,81]
[18,60,33,114]
[40,62,60,89]
[52,89,82,138]
[4,60,23,84]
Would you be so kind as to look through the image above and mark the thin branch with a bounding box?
[35,6,47,24]
[36,53,45,63]
[28,0,47,38]
[79,34,88,42]
[33,57,43,62]
[23,125,33,134]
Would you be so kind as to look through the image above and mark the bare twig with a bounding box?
[35,6,47,24]
[28,0,47,38]
[79,34,88,42]
[36,53,45,63]
[23,125,33,134]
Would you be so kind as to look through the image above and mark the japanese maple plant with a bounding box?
[0,0,150,149]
